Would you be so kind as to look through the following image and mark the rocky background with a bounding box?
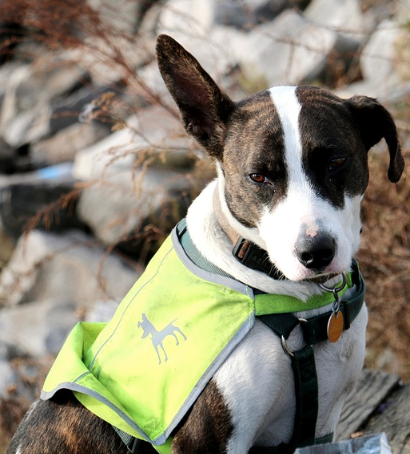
[0,0,409,450]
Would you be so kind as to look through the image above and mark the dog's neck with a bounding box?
[213,188,285,280]
[212,188,240,246]
[186,179,341,302]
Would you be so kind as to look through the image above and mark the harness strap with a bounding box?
[257,313,319,450]
[112,427,144,453]
[291,345,318,448]
[258,313,300,340]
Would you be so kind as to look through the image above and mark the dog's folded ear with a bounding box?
[156,34,235,159]
[346,96,405,183]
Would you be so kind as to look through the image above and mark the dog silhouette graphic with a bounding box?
[138,313,187,364]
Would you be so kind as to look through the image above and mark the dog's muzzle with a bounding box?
[295,233,336,271]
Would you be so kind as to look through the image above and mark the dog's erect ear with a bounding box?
[346,95,405,183]
[156,34,235,159]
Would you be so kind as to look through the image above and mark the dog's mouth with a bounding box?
[268,262,340,284]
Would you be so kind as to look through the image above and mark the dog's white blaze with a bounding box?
[268,87,305,189]
[260,87,362,281]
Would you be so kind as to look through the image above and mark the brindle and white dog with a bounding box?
[7,35,404,454]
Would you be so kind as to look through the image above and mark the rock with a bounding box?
[31,122,109,167]
[13,57,85,112]
[254,0,307,24]
[0,163,87,239]
[124,105,196,167]
[335,18,404,98]
[73,106,195,181]
[73,106,196,253]
[0,64,31,144]
[301,33,360,87]
[360,19,402,84]
[304,0,373,40]
[0,356,53,402]
[70,33,154,86]
[0,338,27,363]
[0,55,87,146]
[76,166,192,249]
[0,229,139,307]
[238,10,344,86]
[0,299,78,358]
[49,83,128,133]
[84,299,120,322]
[2,105,51,149]
[214,0,311,29]
[214,0,267,29]
[72,123,136,180]
[0,137,18,174]
[0,360,13,398]
[159,0,214,35]
[157,0,236,77]
[0,61,22,99]
[136,60,174,106]
[87,0,141,35]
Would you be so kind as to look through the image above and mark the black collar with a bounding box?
[233,237,284,279]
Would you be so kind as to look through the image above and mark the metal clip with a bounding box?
[319,274,347,315]
[281,318,308,358]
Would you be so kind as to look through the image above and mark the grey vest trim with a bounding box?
[172,219,255,299]
[41,382,155,444]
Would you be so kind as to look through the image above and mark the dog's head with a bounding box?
[156,35,404,281]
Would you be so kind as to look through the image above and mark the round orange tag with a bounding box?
[327,311,344,343]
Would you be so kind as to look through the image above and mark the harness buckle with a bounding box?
[232,238,283,279]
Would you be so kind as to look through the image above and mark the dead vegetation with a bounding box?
[359,103,410,379]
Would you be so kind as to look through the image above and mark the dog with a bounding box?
[7,34,404,454]
[138,313,187,364]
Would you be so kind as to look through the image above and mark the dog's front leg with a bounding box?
[172,324,294,454]
[172,379,234,454]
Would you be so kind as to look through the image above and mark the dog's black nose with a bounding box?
[295,234,336,271]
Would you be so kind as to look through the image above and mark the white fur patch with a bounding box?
[254,87,363,281]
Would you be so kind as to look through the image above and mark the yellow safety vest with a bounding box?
[41,222,354,453]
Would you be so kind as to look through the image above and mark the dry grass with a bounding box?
[359,131,410,378]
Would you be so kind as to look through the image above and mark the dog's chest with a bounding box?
[213,304,368,451]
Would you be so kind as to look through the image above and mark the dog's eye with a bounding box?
[249,173,268,184]
[329,157,347,171]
